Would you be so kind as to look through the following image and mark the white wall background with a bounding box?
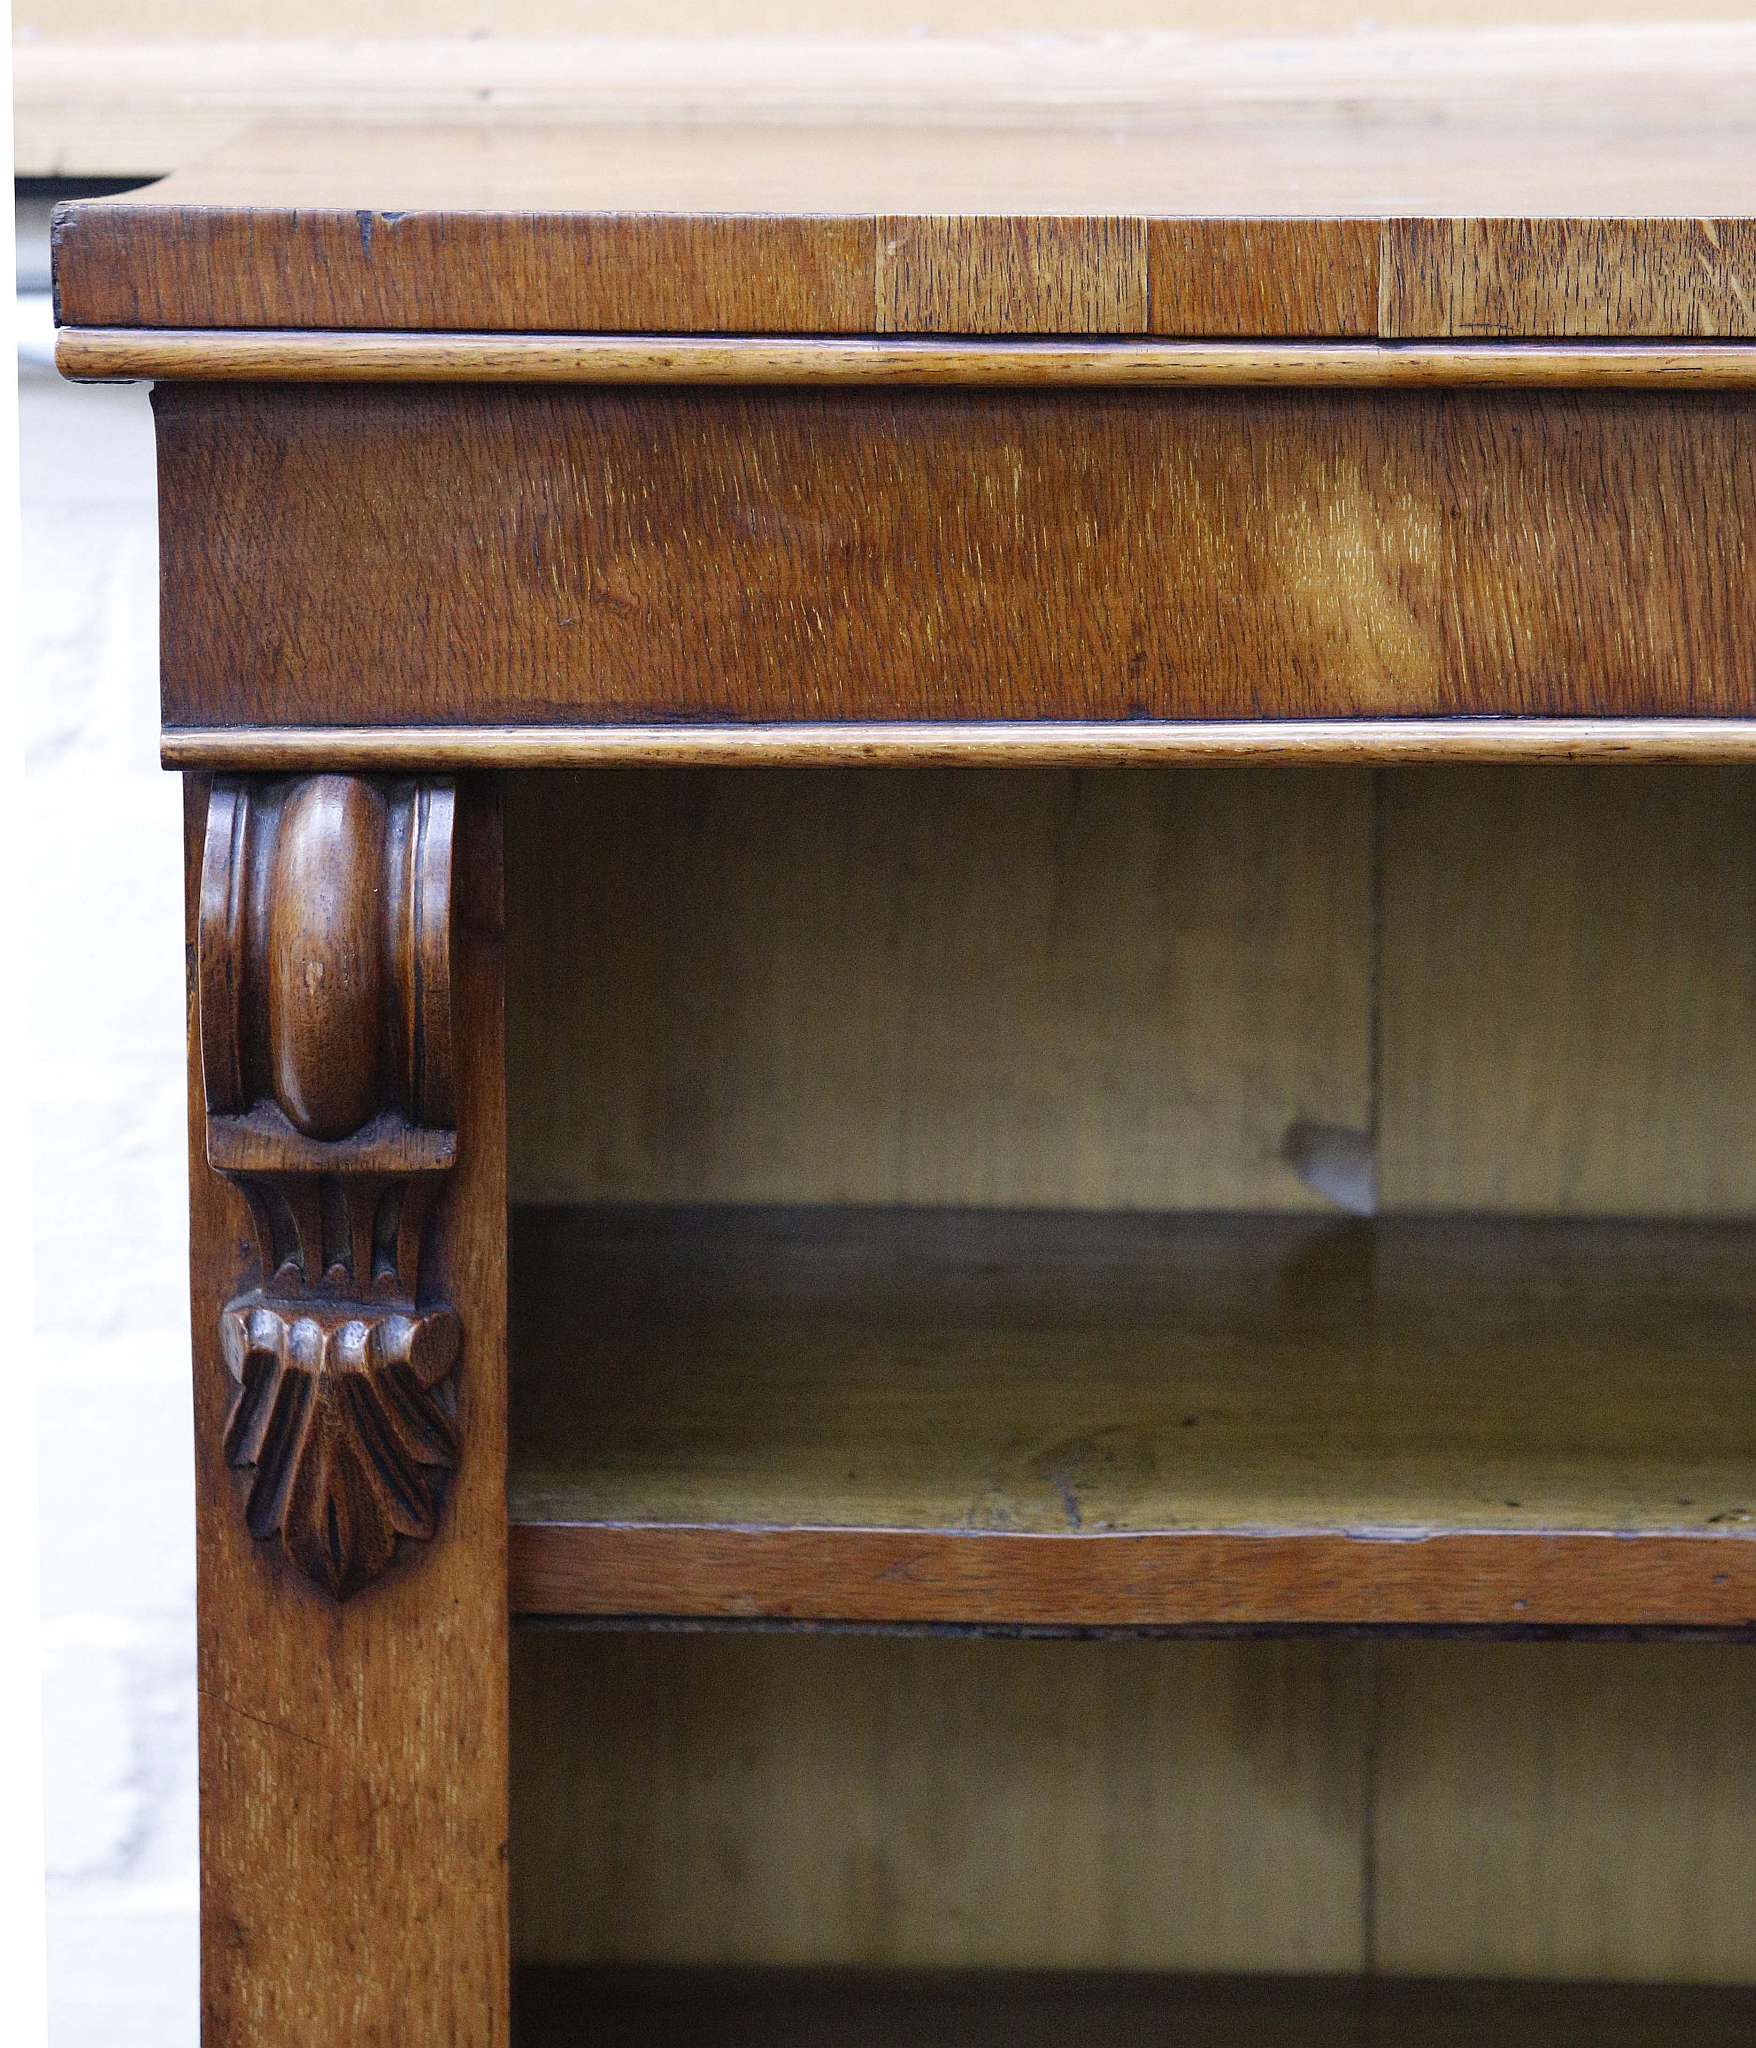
[22,197,200,2046]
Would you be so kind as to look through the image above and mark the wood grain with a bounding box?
[64,329,1756,386]
[1149,221,1380,338]
[877,217,1147,334]
[188,775,510,2045]
[1384,219,1756,339]
[510,1207,1756,1539]
[505,764,1756,1213]
[505,1206,1756,1628]
[511,1525,1756,1628]
[510,1631,1369,1973]
[504,769,1370,1213]
[152,384,1756,729]
[161,720,1756,771]
[55,205,877,335]
[512,1964,1756,2047]
[47,78,1756,336]
[1375,1643,1756,1982]
[198,774,464,1598]
[1380,768,1756,1214]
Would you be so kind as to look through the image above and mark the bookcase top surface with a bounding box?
[50,73,1756,339]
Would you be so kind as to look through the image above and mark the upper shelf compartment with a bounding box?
[503,764,1756,1635]
[509,1204,1756,1631]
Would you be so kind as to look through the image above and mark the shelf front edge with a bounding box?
[509,1525,1756,1629]
[162,721,1756,770]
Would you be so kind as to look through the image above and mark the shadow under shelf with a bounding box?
[513,1965,1756,2046]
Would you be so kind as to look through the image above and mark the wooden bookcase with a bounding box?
[498,767,1756,2026]
[53,71,1756,2041]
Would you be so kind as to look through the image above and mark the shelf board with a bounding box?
[514,1967,1756,2046]
[509,1206,1756,1629]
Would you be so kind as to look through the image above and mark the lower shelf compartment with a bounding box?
[509,1205,1756,1629]
[514,1967,1756,2046]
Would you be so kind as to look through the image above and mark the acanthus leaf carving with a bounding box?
[199,774,461,1600]
[220,1294,460,1600]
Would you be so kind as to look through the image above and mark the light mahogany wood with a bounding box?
[186,776,510,2044]
[151,384,1756,730]
[78,82,1756,2021]
[876,218,1150,335]
[48,83,1756,338]
[1385,218,1756,340]
[1151,220,1381,338]
[59,329,1756,387]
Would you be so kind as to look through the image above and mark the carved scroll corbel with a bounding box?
[199,774,459,1599]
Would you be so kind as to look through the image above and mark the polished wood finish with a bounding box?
[514,1966,1756,2046]
[49,90,1756,337]
[163,719,1756,770]
[154,384,1756,731]
[513,1522,1756,1630]
[876,217,1150,334]
[60,330,1756,387]
[1384,219,1756,340]
[198,774,460,1597]
[506,1205,1756,1628]
[188,775,510,2043]
[1150,220,1382,340]
[68,87,1756,2030]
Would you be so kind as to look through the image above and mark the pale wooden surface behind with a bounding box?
[512,1632,1370,1973]
[508,769,1372,1212]
[508,765,1756,1984]
[1375,1643,1756,1982]
[514,1630,1753,1982]
[512,1632,1756,1985]
[508,766,1756,1216]
[1379,768,1756,1214]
